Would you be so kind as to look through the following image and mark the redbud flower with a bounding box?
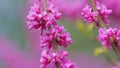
[96,1,112,24]
[81,5,98,23]
[81,1,112,25]
[98,28,120,49]
[113,62,120,68]
[47,4,62,20]
[40,50,78,68]
[40,25,73,49]
[26,4,61,31]
[40,50,52,68]
[27,4,41,30]
[61,60,78,68]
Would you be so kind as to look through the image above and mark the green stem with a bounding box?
[89,0,96,11]
[110,37,120,61]
[93,40,116,65]
[112,42,120,61]
[43,0,47,11]
[103,51,116,66]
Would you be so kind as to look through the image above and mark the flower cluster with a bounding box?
[27,0,77,68]
[40,25,72,49]
[96,2,112,24]
[81,1,112,25]
[113,62,120,68]
[98,28,120,49]
[40,50,78,68]
[27,3,61,31]
[81,5,98,23]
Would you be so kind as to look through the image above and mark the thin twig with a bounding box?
[103,50,116,65]
[112,41,120,61]
[43,0,47,11]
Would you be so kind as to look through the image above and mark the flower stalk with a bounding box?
[43,0,47,11]
[103,49,116,65]
[111,39,120,61]
[112,44,120,61]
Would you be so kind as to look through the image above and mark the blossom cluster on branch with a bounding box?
[81,1,112,26]
[98,28,120,49]
[81,0,120,68]
[26,0,78,68]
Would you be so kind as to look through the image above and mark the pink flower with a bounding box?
[81,1,112,25]
[40,50,52,68]
[40,25,72,49]
[27,4,41,30]
[62,61,78,68]
[98,28,120,49]
[47,4,62,19]
[113,62,120,68]
[81,5,98,23]
[96,1,112,24]
[26,4,61,31]
[40,31,54,49]
[40,50,77,68]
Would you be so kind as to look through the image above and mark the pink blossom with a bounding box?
[40,50,52,68]
[40,50,77,68]
[26,4,61,31]
[98,28,120,49]
[61,60,78,68]
[40,25,72,49]
[81,5,98,23]
[81,1,112,25]
[27,4,41,30]
[96,1,112,24]
[47,4,62,20]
